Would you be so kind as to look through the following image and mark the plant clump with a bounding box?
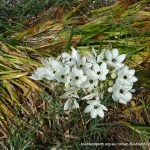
[31,47,137,118]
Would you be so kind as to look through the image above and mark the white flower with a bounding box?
[61,47,79,66]
[64,99,79,111]
[70,65,87,87]
[106,49,126,69]
[31,57,61,81]
[112,78,133,104]
[84,100,108,118]
[117,66,137,84]
[86,62,108,81]
[30,67,55,80]
[55,65,70,84]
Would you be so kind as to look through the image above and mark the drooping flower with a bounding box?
[106,49,126,69]
[84,100,108,118]
[60,87,79,110]
[82,91,100,101]
[112,78,133,104]
[117,66,138,84]
[64,99,79,111]
[60,86,79,99]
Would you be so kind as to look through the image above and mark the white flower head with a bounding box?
[117,66,138,84]
[84,100,108,118]
[86,62,108,81]
[106,49,126,69]
[55,65,70,84]
[70,65,87,87]
[112,78,133,104]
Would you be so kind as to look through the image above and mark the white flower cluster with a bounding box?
[31,48,137,118]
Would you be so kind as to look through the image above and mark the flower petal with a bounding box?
[86,69,99,80]
[112,49,118,58]
[97,108,104,118]
[90,109,97,118]
[100,104,108,111]
[129,77,138,82]
[119,92,132,103]
[82,93,95,100]
[92,47,97,56]
[64,99,72,110]
[73,100,79,109]
[84,105,93,113]
[116,54,126,62]
[106,50,112,61]
[93,63,100,72]
[71,47,79,61]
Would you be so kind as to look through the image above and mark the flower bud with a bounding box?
[100,82,104,89]
[111,71,117,79]
[108,87,112,93]
[108,80,113,86]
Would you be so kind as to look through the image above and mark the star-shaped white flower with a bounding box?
[86,62,109,81]
[55,65,70,84]
[84,100,108,118]
[117,66,137,84]
[70,65,87,87]
[112,78,133,104]
[61,47,79,66]
[106,49,126,69]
